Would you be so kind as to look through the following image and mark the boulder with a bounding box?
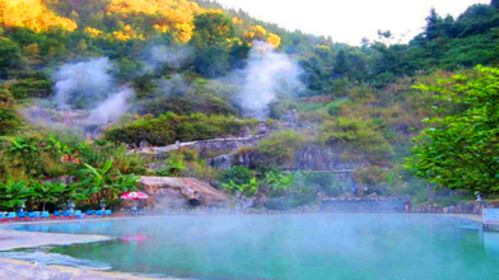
[139,176,229,209]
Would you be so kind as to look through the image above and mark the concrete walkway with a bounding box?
[0,229,111,251]
[0,258,167,280]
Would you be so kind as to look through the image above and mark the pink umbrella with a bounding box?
[120,191,149,200]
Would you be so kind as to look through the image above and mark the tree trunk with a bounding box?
[427,185,435,204]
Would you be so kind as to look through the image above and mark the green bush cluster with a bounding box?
[136,77,239,117]
[105,113,257,146]
[326,98,351,116]
[320,117,394,163]
[7,75,52,99]
[0,134,144,211]
[218,166,295,197]
[406,66,499,195]
[256,130,307,167]
[0,88,21,135]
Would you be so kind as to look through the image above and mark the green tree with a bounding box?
[30,180,66,211]
[0,36,22,79]
[191,12,235,48]
[425,8,444,40]
[257,130,306,167]
[158,152,186,177]
[194,45,231,78]
[190,12,235,78]
[262,170,294,192]
[406,66,499,195]
[0,179,30,210]
[219,165,259,196]
[0,88,21,135]
[78,160,139,203]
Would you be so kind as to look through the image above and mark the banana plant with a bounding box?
[0,179,31,210]
[30,180,67,211]
[78,159,114,198]
[7,136,38,155]
[77,159,138,203]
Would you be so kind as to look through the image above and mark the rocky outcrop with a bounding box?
[139,176,229,209]
[137,136,264,160]
[320,197,409,213]
[209,144,365,172]
[293,146,364,171]
[414,201,486,215]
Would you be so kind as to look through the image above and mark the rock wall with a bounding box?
[320,197,408,213]
[137,136,263,160]
[139,176,229,209]
[293,145,364,171]
[208,145,364,172]
[414,201,488,215]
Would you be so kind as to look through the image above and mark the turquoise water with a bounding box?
[12,214,499,280]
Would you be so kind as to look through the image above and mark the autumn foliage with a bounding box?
[244,25,281,47]
[107,0,203,43]
[0,0,281,47]
[0,0,77,32]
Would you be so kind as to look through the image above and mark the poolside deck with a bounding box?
[0,258,170,280]
[0,228,111,251]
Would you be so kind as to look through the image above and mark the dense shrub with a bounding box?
[256,130,307,167]
[105,113,257,146]
[300,172,345,196]
[0,134,143,211]
[218,165,258,196]
[320,117,394,163]
[264,172,319,210]
[7,75,52,99]
[326,98,351,116]
[136,77,239,116]
[0,88,21,135]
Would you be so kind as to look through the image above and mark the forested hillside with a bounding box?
[0,0,497,211]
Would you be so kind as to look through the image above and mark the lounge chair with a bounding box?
[6,212,16,219]
[28,212,40,219]
[63,210,74,217]
[104,210,112,216]
[86,210,95,215]
[41,211,50,218]
[73,210,84,219]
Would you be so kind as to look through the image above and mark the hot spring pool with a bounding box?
[10,214,499,279]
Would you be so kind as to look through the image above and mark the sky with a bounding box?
[215,0,490,45]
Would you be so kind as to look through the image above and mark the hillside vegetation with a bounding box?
[0,0,497,211]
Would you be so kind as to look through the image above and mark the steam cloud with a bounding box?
[23,57,135,134]
[142,45,193,72]
[232,41,303,119]
[53,57,114,110]
[145,41,303,120]
[21,42,302,135]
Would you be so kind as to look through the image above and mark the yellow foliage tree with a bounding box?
[85,27,103,38]
[0,0,77,32]
[106,0,204,43]
[244,25,281,48]
[112,24,144,41]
